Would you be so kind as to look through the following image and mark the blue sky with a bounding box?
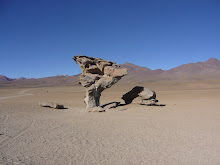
[1,0,220,78]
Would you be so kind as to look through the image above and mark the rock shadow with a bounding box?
[121,86,164,106]
[101,101,126,109]
[101,86,166,109]
[41,106,68,109]
[140,103,166,106]
[121,86,145,104]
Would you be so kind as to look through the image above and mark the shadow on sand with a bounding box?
[101,101,125,109]
[101,86,166,109]
[41,106,68,110]
[139,103,166,106]
[101,101,166,109]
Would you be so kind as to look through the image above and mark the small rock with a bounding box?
[39,102,64,109]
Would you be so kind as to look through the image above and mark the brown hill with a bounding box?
[1,58,220,88]
[159,58,220,80]
[0,75,14,82]
[120,63,164,76]
[0,75,27,82]
[16,77,27,81]
[0,75,80,88]
[119,63,164,84]
[119,58,220,83]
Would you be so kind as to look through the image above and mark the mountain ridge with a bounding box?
[117,58,220,84]
[1,58,220,87]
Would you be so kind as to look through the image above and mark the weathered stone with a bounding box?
[139,88,156,101]
[73,55,128,110]
[79,74,100,87]
[122,86,158,104]
[39,101,64,109]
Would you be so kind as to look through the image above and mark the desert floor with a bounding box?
[0,82,220,165]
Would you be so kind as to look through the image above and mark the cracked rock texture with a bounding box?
[73,55,128,111]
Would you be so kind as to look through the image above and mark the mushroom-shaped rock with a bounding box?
[73,55,128,110]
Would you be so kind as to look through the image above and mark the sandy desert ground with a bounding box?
[0,81,220,165]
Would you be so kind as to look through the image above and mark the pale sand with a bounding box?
[0,83,220,165]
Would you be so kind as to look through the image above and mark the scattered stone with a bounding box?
[39,102,64,109]
[73,55,128,111]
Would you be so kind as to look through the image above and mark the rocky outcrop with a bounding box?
[122,86,157,104]
[73,55,128,111]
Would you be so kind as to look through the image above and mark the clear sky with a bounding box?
[1,0,220,78]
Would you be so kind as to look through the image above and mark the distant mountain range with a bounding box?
[0,75,14,82]
[0,75,27,82]
[0,75,80,88]
[120,58,220,82]
[1,58,220,87]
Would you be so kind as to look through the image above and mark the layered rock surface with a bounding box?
[73,55,128,111]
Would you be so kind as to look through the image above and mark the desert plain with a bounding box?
[0,80,220,165]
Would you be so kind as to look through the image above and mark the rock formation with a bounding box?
[73,55,128,111]
[122,86,158,104]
